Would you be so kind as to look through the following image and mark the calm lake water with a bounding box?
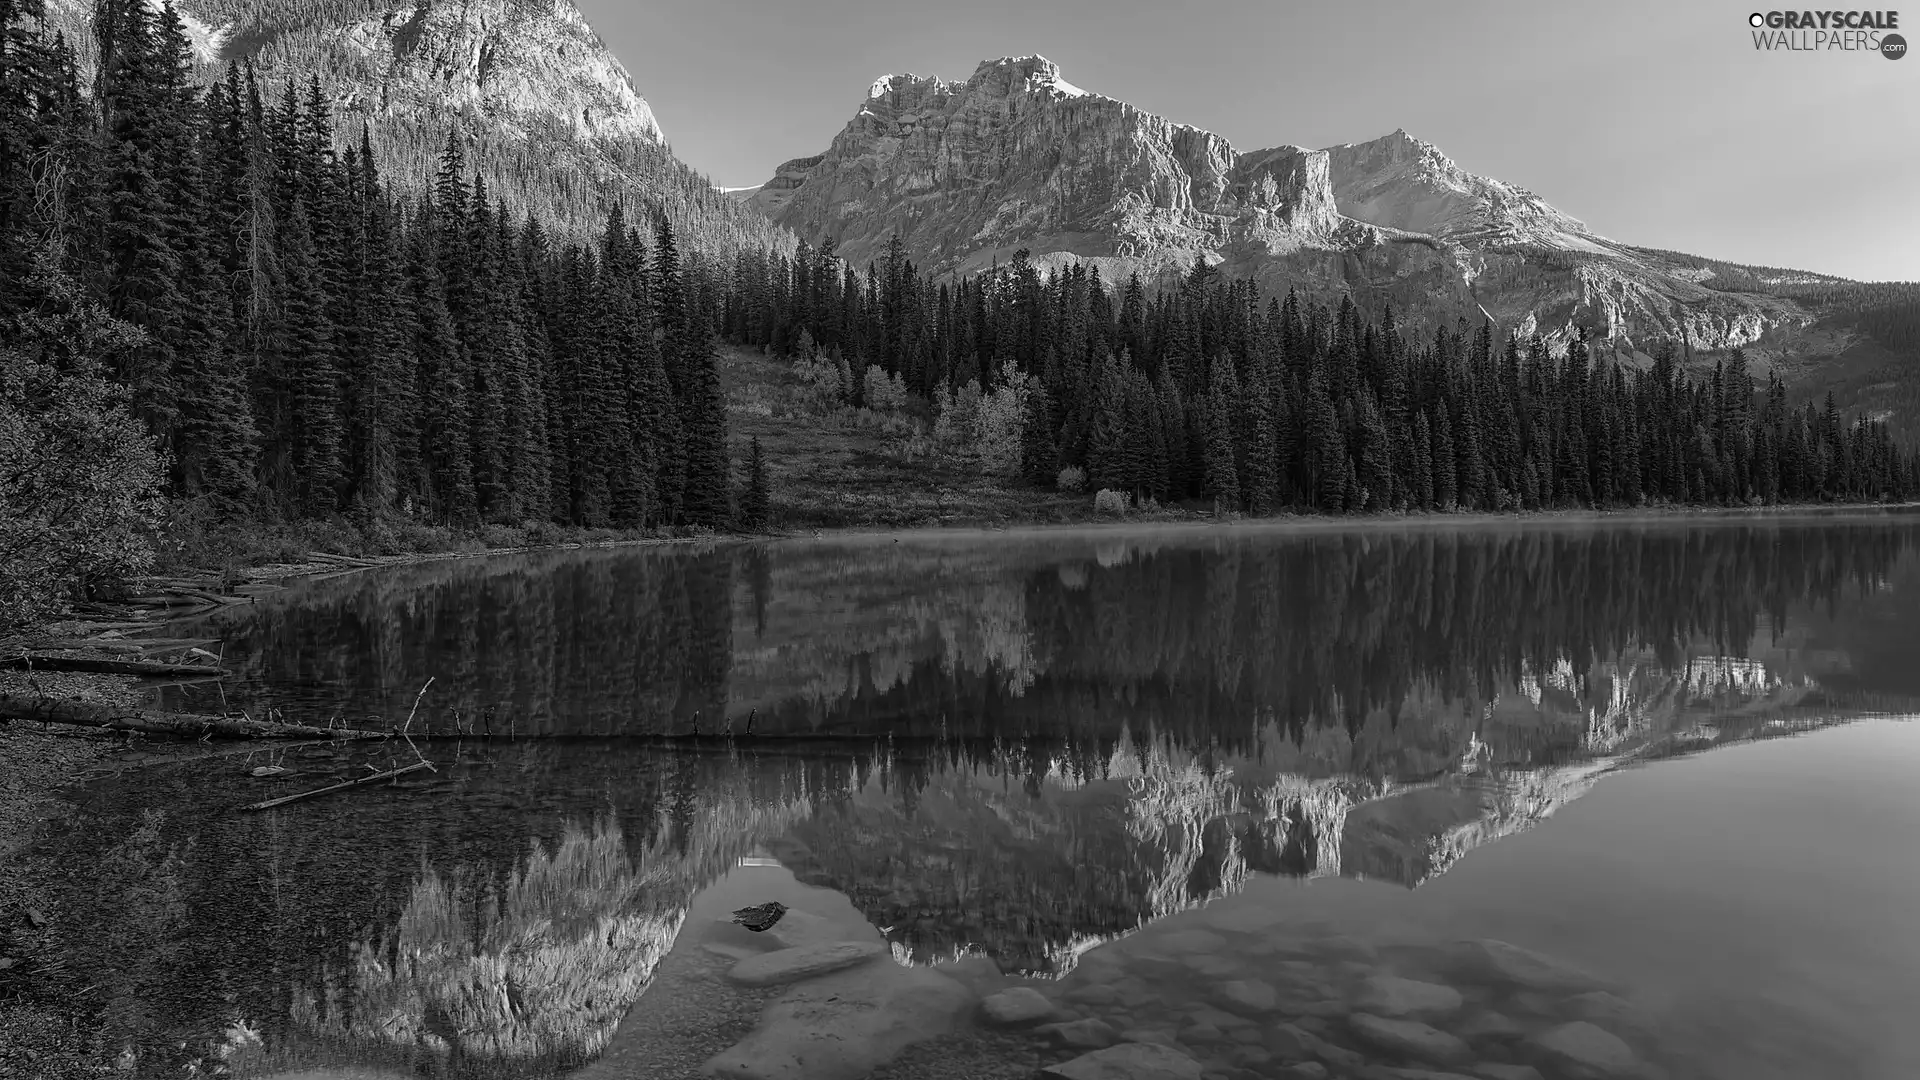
[46,514,1920,1080]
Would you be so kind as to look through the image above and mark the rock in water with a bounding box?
[1346,1013,1472,1065]
[1215,979,1279,1015]
[726,941,884,987]
[1354,975,1464,1019]
[1041,1042,1204,1080]
[1470,1064,1546,1080]
[730,901,789,933]
[1036,1017,1121,1049]
[1453,939,1610,994]
[980,987,1056,1025]
[703,962,975,1080]
[1526,1021,1637,1078]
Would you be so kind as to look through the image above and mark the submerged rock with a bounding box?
[1563,991,1653,1037]
[1038,1017,1122,1049]
[703,961,975,1079]
[1041,1041,1204,1080]
[726,941,884,987]
[981,987,1056,1025]
[1068,983,1124,1007]
[1120,1028,1182,1048]
[1354,975,1464,1019]
[1215,980,1279,1015]
[1453,940,1608,994]
[1470,1064,1545,1080]
[1454,1011,1523,1041]
[1525,1021,1636,1077]
[1346,1013,1472,1065]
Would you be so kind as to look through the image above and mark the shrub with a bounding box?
[930,375,1028,476]
[862,365,909,413]
[0,253,165,627]
[791,352,845,415]
[1093,489,1131,516]
[1056,466,1087,493]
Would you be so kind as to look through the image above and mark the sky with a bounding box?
[577,0,1920,283]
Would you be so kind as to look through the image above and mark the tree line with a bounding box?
[718,239,1920,512]
[3,0,1916,603]
[1,0,761,546]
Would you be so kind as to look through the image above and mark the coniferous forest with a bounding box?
[3,0,1917,623]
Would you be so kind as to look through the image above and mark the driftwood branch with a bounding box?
[240,758,435,811]
[1,654,231,678]
[0,694,388,740]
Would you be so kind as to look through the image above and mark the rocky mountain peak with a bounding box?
[749,55,1816,351]
[966,54,1089,99]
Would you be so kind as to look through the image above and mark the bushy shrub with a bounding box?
[1094,489,1131,516]
[931,375,1029,476]
[0,254,165,626]
[481,524,528,549]
[791,352,846,415]
[862,365,909,413]
[1056,466,1087,493]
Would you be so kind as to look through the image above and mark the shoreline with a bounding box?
[778,499,1920,545]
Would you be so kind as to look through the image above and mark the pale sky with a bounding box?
[577,0,1920,282]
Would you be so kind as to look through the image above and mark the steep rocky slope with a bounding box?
[49,0,788,251]
[751,55,1835,351]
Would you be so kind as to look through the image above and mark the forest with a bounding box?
[3,0,1918,626]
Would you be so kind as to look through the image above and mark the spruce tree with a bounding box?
[740,435,771,529]
[678,322,731,528]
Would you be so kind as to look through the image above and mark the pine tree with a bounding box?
[1020,377,1057,486]
[739,435,771,529]
[1205,355,1242,511]
[678,322,731,528]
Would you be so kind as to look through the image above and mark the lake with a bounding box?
[48,514,1920,1080]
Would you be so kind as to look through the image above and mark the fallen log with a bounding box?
[240,758,435,811]
[168,589,251,607]
[1,654,232,678]
[18,640,148,655]
[0,694,388,740]
[307,551,384,568]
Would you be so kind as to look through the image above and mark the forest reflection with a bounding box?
[92,517,1920,1076]
[174,518,1920,751]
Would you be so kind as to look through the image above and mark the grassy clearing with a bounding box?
[719,347,1137,530]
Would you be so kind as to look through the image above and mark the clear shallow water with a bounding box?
[44,515,1920,1080]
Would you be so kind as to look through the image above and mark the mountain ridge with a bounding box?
[748,54,1835,353]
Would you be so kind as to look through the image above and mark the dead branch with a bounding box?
[0,694,388,740]
[239,758,435,812]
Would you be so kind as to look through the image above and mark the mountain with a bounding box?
[46,0,789,253]
[749,55,1881,357]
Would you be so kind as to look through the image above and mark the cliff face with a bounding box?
[753,55,1819,350]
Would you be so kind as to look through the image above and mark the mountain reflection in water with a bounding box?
[56,516,1920,1078]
